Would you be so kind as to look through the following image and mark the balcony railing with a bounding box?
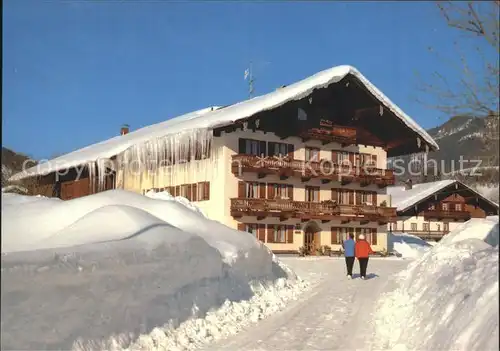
[231,154,395,187]
[399,230,450,241]
[230,198,397,223]
[299,125,357,145]
[423,210,471,221]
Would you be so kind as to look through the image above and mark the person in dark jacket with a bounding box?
[342,233,355,279]
[355,234,374,280]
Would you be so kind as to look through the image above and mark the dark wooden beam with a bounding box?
[280,175,289,181]
[257,173,266,179]
[341,219,350,224]
[301,177,311,183]
[257,215,266,220]
[360,220,369,225]
[321,179,331,184]
[321,219,330,223]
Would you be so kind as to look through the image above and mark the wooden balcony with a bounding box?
[399,230,450,241]
[230,198,397,224]
[299,125,357,145]
[231,154,395,187]
[423,210,471,221]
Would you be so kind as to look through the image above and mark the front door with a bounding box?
[304,230,320,254]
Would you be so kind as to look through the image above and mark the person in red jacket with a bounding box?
[355,234,374,279]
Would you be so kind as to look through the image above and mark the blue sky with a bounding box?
[2,1,476,159]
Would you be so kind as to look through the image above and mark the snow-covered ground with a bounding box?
[2,191,498,351]
[373,216,499,351]
[1,190,308,350]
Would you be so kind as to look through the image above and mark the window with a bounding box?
[442,203,449,211]
[444,223,449,232]
[268,142,292,158]
[360,154,377,168]
[428,204,436,210]
[423,223,430,231]
[245,224,258,236]
[238,138,266,156]
[437,224,441,231]
[337,189,353,205]
[338,151,349,164]
[272,225,287,243]
[197,182,210,201]
[455,203,462,211]
[411,223,417,231]
[305,147,320,162]
[274,183,289,199]
[305,186,320,202]
[246,182,260,198]
[360,191,372,205]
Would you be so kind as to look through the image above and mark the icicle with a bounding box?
[116,128,217,192]
[309,97,313,104]
[255,119,260,128]
[425,144,429,154]
[416,137,421,149]
[379,105,384,116]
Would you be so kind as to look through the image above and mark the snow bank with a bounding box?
[439,217,499,247]
[1,191,308,351]
[389,232,432,259]
[144,189,207,218]
[373,217,499,351]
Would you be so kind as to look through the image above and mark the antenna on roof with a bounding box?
[244,61,255,98]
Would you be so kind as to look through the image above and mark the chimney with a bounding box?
[404,179,413,190]
[120,124,130,135]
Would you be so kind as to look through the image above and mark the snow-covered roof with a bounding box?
[10,65,438,181]
[387,180,499,212]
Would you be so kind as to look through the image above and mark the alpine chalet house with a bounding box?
[11,65,439,254]
[387,179,498,241]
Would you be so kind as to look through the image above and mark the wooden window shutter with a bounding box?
[287,144,295,159]
[332,150,338,164]
[268,183,275,199]
[259,141,267,157]
[371,228,378,245]
[331,188,338,202]
[204,182,210,200]
[258,224,266,242]
[237,223,245,231]
[372,154,378,168]
[238,138,246,154]
[372,192,378,206]
[356,191,362,205]
[287,185,294,200]
[175,186,180,197]
[192,183,198,201]
[238,181,245,198]
[259,183,266,199]
[349,190,354,205]
[267,226,274,243]
[286,225,293,243]
[331,227,338,245]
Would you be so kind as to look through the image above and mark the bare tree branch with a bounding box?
[416,1,499,119]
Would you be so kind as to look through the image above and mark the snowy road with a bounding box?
[204,257,409,351]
